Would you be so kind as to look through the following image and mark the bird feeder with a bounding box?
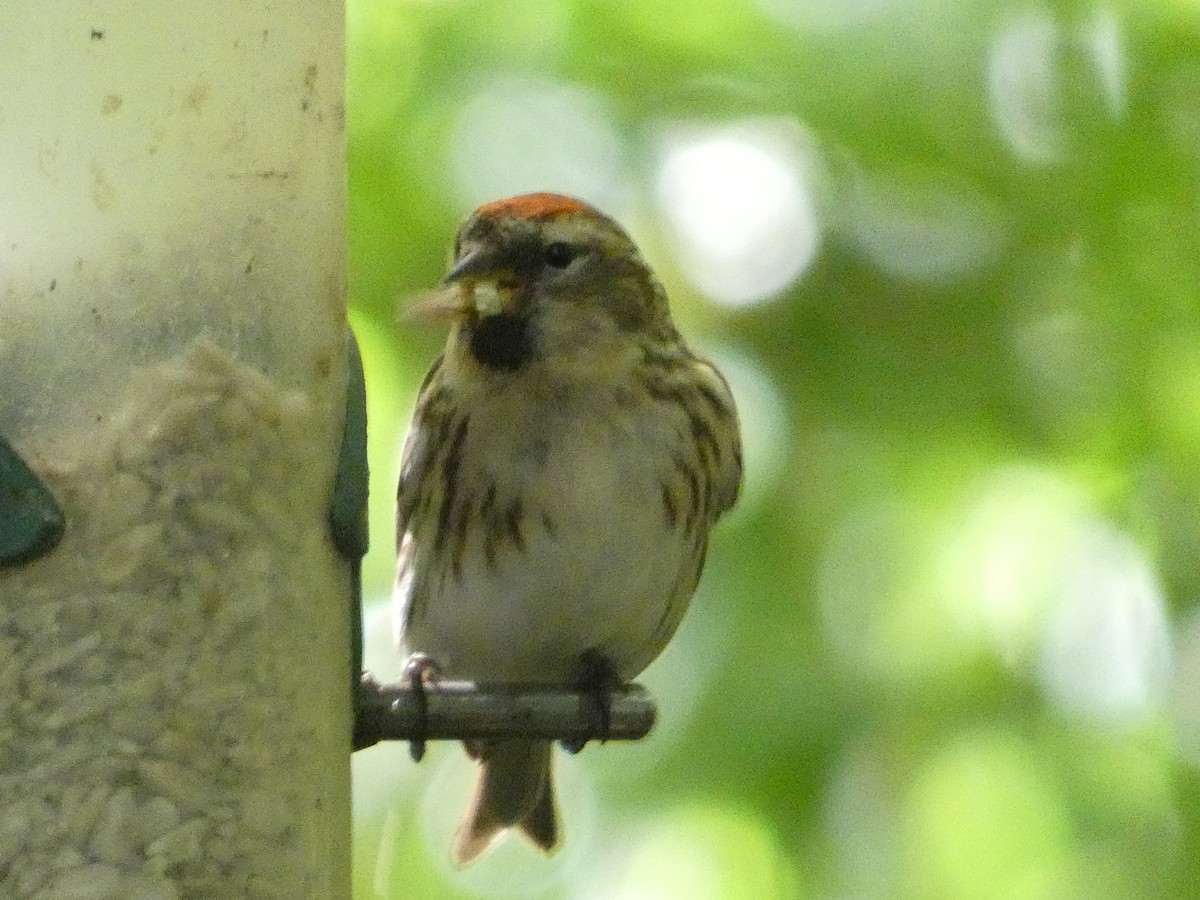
[0,5,350,897]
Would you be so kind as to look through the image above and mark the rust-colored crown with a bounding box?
[473,192,595,222]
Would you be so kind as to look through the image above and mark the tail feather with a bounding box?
[452,739,558,866]
[516,776,557,853]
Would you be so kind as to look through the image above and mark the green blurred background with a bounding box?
[345,1,1200,897]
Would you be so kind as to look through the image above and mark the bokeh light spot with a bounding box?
[903,732,1073,900]
[819,499,973,684]
[655,120,821,307]
[940,465,1171,725]
[588,805,800,900]
[839,163,1007,282]
[1088,7,1127,118]
[988,7,1127,164]
[988,10,1066,165]
[824,744,900,898]
[1038,521,1172,727]
[938,465,1093,666]
[450,77,630,214]
[1170,610,1200,768]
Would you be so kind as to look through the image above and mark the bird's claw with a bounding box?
[562,649,621,754]
[403,653,441,762]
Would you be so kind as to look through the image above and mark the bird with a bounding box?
[394,192,743,865]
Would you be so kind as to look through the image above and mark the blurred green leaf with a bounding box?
[349,2,1200,897]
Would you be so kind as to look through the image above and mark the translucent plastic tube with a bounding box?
[0,5,350,897]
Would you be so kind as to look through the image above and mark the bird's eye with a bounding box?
[543,241,578,269]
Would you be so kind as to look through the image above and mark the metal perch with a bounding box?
[330,341,657,757]
[353,676,657,752]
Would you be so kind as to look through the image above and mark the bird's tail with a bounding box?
[452,738,558,866]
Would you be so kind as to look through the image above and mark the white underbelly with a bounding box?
[401,433,695,683]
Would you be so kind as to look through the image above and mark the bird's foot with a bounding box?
[562,648,622,754]
[403,653,442,762]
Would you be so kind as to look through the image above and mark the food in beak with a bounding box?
[403,278,509,323]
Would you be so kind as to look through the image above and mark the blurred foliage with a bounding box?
[347,1,1200,898]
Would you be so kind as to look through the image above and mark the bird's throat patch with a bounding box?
[466,313,533,372]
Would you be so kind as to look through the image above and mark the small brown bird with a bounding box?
[395,193,742,865]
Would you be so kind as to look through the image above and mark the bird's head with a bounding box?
[410,193,676,373]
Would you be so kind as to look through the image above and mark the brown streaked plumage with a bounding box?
[395,192,742,865]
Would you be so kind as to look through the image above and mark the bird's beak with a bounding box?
[404,245,513,323]
[440,244,507,286]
